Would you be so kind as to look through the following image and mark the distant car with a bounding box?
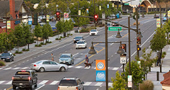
[59,53,74,65]
[39,22,46,26]
[73,36,84,43]
[154,14,159,18]
[163,16,167,21]
[12,70,38,89]
[58,77,84,90]
[89,29,98,36]
[30,60,68,72]
[76,41,87,49]
[1,52,14,62]
[112,22,119,26]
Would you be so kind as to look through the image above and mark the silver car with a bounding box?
[58,77,84,90]
[59,54,74,65]
[30,60,68,72]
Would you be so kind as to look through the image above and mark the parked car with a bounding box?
[12,70,38,90]
[58,77,84,90]
[73,36,84,43]
[112,21,119,26]
[59,53,74,65]
[89,29,98,35]
[154,14,159,18]
[76,41,87,49]
[1,52,14,62]
[30,60,68,72]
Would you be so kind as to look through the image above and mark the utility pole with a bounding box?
[94,0,96,28]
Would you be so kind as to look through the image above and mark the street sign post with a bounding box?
[96,60,106,81]
[108,27,122,31]
[124,3,129,5]
[120,54,126,64]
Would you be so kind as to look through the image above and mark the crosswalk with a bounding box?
[0,66,121,71]
[0,80,113,86]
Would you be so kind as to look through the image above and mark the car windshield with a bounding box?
[91,30,96,32]
[1,53,10,56]
[74,37,82,40]
[59,80,77,86]
[77,42,84,44]
[60,55,71,58]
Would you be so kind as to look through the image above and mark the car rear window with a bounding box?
[91,30,96,32]
[59,80,77,86]
[15,71,30,75]
[74,37,82,40]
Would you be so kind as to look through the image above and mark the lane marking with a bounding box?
[95,82,103,86]
[35,84,45,90]
[6,80,12,84]
[39,80,48,85]
[84,82,92,86]
[49,81,59,85]
[0,81,5,84]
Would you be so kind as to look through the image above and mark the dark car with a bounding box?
[154,14,159,18]
[73,36,84,43]
[12,70,38,90]
[1,52,14,62]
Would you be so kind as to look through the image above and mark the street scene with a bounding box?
[0,0,170,90]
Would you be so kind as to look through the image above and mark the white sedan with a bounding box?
[89,29,98,35]
[76,41,87,49]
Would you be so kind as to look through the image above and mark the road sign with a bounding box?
[78,10,81,15]
[168,11,170,17]
[107,4,109,8]
[96,70,106,81]
[7,21,11,29]
[128,75,132,87]
[46,15,49,22]
[99,6,101,10]
[64,13,69,18]
[120,54,126,64]
[108,27,122,31]
[124,3,129,5]
[86,9,89,13]
[96,60,105,70]
[156,18,160,27]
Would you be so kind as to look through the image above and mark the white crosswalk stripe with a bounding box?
[0,66,120,71]
[0,80,113,86]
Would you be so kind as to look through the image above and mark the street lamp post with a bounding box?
[136,7,139,58]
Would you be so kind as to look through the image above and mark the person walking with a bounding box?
[85,55,89,64]
[51,53,54,61]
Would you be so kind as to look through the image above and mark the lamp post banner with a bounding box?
[96,60,105,70]
[96,70,106,81]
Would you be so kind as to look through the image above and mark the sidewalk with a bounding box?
[147,45,170,90]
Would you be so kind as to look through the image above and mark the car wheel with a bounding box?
[60,67,66,72]
[34,83,37,88]
[13,85,16,90]
[39,67,45,72]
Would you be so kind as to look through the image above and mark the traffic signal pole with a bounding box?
[136,7,139,58]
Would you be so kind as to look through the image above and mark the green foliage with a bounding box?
[133,10,140,20]
[150,27,166,51]
[0,60,5,66]
[15,50,22,54]
[162,52,166,58]
[122,61,145,88]
[14,25,26,47]
[80,28,89,33]
[163,19,170,44]
[139,80,154,90]
[34,24,42,38]
[109,71,127,90]
[135,48,157,73]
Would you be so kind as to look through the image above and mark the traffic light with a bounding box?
[56,11,60,21]
[94,14,98,23]
[137,46,141,51]
[121,44,126,52]
[137,37,141,45]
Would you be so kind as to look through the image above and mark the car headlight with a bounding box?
[7,58,10,59]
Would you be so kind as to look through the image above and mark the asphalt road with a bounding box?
[0,14,158,90]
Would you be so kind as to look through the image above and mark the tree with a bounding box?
[13,25,25,51]
[163,19,170,44]
[150,27,166,64]
[34,24,42,45]
[23,23,32,50]
[122,61,144,89]
[7,29,16,51]
[42,23,49,43]
[109,71,127,90]
[0,33,6,52]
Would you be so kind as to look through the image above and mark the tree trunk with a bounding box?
[167,33,169,44]
[63,32,66,37]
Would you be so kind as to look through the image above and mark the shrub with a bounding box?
[139,80,154,90]
[0,60,5,66]
[80,28,89,33]
[38,44,42,47]
[162,52,166,58]
[40,42,44,45]
[22,48,26,51]
[60,36,63,38]
[15,50,22,54]
[13,53,16,56]
[35,44,38,47]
